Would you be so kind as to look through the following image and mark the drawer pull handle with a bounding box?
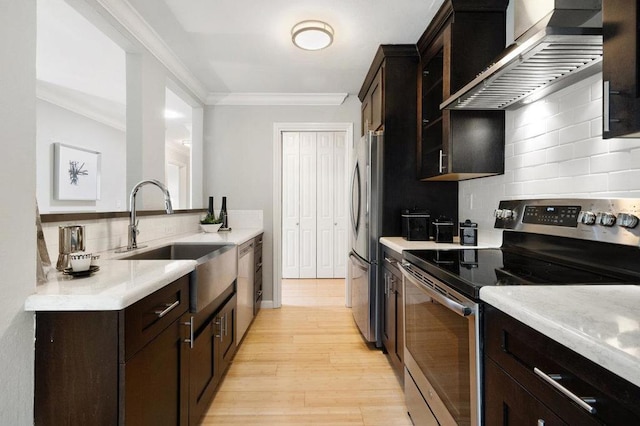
[534,367,596,414]
[155,300,180,318]
[384,256,397,266]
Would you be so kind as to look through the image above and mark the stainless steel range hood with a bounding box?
[441,0,602,110]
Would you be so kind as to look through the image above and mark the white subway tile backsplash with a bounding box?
[609,170,640,191]
[547,110,574,132]
[546,144,574,163]
[573,137,609,157]
[572,100,601,123]
[520,150,547,167]
[609,138,640,152]
[559,86,591,112]
[512,121,547,142]
[590,118,603,137]
[572,174,609,194]
[591,79,603,100]
[460,72,640,226]
[559,158,590,177]
[514,132,559,155]
[559,122,591,145]
[590,152,632,173]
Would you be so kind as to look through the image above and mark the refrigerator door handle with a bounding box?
[350,163,361,235]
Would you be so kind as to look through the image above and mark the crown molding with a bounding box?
[206,92,349,106]
[94,0,209,103]
[37,80,126,131]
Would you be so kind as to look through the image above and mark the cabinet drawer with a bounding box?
[124,275,190,360]
[485,305,640,425]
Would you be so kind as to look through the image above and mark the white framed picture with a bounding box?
[54,143,101,201]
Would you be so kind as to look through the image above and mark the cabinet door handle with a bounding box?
[533,367,597,414]
[183,316,194,349]
[603,80,621,133]
[154,300,180,318]
[215,317,222,339]
[438,149,445,174]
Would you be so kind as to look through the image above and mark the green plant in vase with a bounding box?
[200,212,222,225]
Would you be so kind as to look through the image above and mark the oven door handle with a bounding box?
[399,262,473,317]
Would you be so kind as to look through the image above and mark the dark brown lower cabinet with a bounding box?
[124,315,189,425]
[189,293,237,425]
[381,246,403,380]
[484,304,640,425]
[35,275,192,425]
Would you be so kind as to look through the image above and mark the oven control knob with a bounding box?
[597,212,617,227]
[494,209,515,220]
[617,213,639,229]
[578,211,596,225]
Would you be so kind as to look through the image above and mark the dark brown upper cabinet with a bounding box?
[417,0,508,181]
[603,0,640,138]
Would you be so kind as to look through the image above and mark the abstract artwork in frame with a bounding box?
[54,143,101,201]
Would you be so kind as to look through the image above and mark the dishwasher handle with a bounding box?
[399,262,473,317]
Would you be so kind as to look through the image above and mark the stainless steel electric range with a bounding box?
[399,198,640,426]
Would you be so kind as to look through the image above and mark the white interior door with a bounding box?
[333,132,347,277]
[282,132,300,278]
[316,132,335,278]
[299,133,317,278]
[281,130,346,279]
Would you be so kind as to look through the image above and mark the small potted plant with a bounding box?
[200,212,223,232]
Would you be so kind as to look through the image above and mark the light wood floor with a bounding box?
[200,278,412,425]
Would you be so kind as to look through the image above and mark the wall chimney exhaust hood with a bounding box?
[441,0,602,110]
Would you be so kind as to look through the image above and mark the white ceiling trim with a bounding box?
[37,80,126,131]
[95,0,209,103]
[206,92,349,106]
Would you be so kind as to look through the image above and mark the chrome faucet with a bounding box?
[126,179,173,251]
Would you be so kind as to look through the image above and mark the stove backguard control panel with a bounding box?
[494,198,640,246]
[522,205,581,227]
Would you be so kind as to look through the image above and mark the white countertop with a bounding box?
[26,228,263,311]
[380,236,498,253]
[481,285,640,388]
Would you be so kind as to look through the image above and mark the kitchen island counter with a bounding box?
[481,285,640,388]
[26,228,263,311]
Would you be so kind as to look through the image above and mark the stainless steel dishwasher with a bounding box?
[236,239,254,343]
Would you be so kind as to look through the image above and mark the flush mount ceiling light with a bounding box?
[291,20,334,51]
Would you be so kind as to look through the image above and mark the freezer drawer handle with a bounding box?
[533,367,597,414]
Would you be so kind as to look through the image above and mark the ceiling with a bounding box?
[126,0,445,96]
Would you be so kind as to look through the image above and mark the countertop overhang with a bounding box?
[481,285,640,388]
[25,228,263,312]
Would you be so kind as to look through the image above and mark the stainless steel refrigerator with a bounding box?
[349,130,383,346]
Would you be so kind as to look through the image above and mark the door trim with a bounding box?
[272,122,354,309]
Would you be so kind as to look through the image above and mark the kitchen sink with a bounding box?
[120,243,238,312]
[121,243,230,262]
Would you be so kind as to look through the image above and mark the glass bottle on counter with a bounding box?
[220,196,228,229]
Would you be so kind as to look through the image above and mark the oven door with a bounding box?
[399,261,480,426]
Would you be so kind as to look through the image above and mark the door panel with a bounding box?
[333,132,347,277]
[317,132,334,278]
[299,133,317,278]
[282,132,300,278]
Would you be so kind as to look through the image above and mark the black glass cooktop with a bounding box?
[403,247,635,300]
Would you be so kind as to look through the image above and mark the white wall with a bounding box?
[36,100,127,212]
[203,95,361,302]
[460,73,640,244]
[0,1,36,424]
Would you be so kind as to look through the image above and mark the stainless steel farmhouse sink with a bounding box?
[120,243,238,312]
